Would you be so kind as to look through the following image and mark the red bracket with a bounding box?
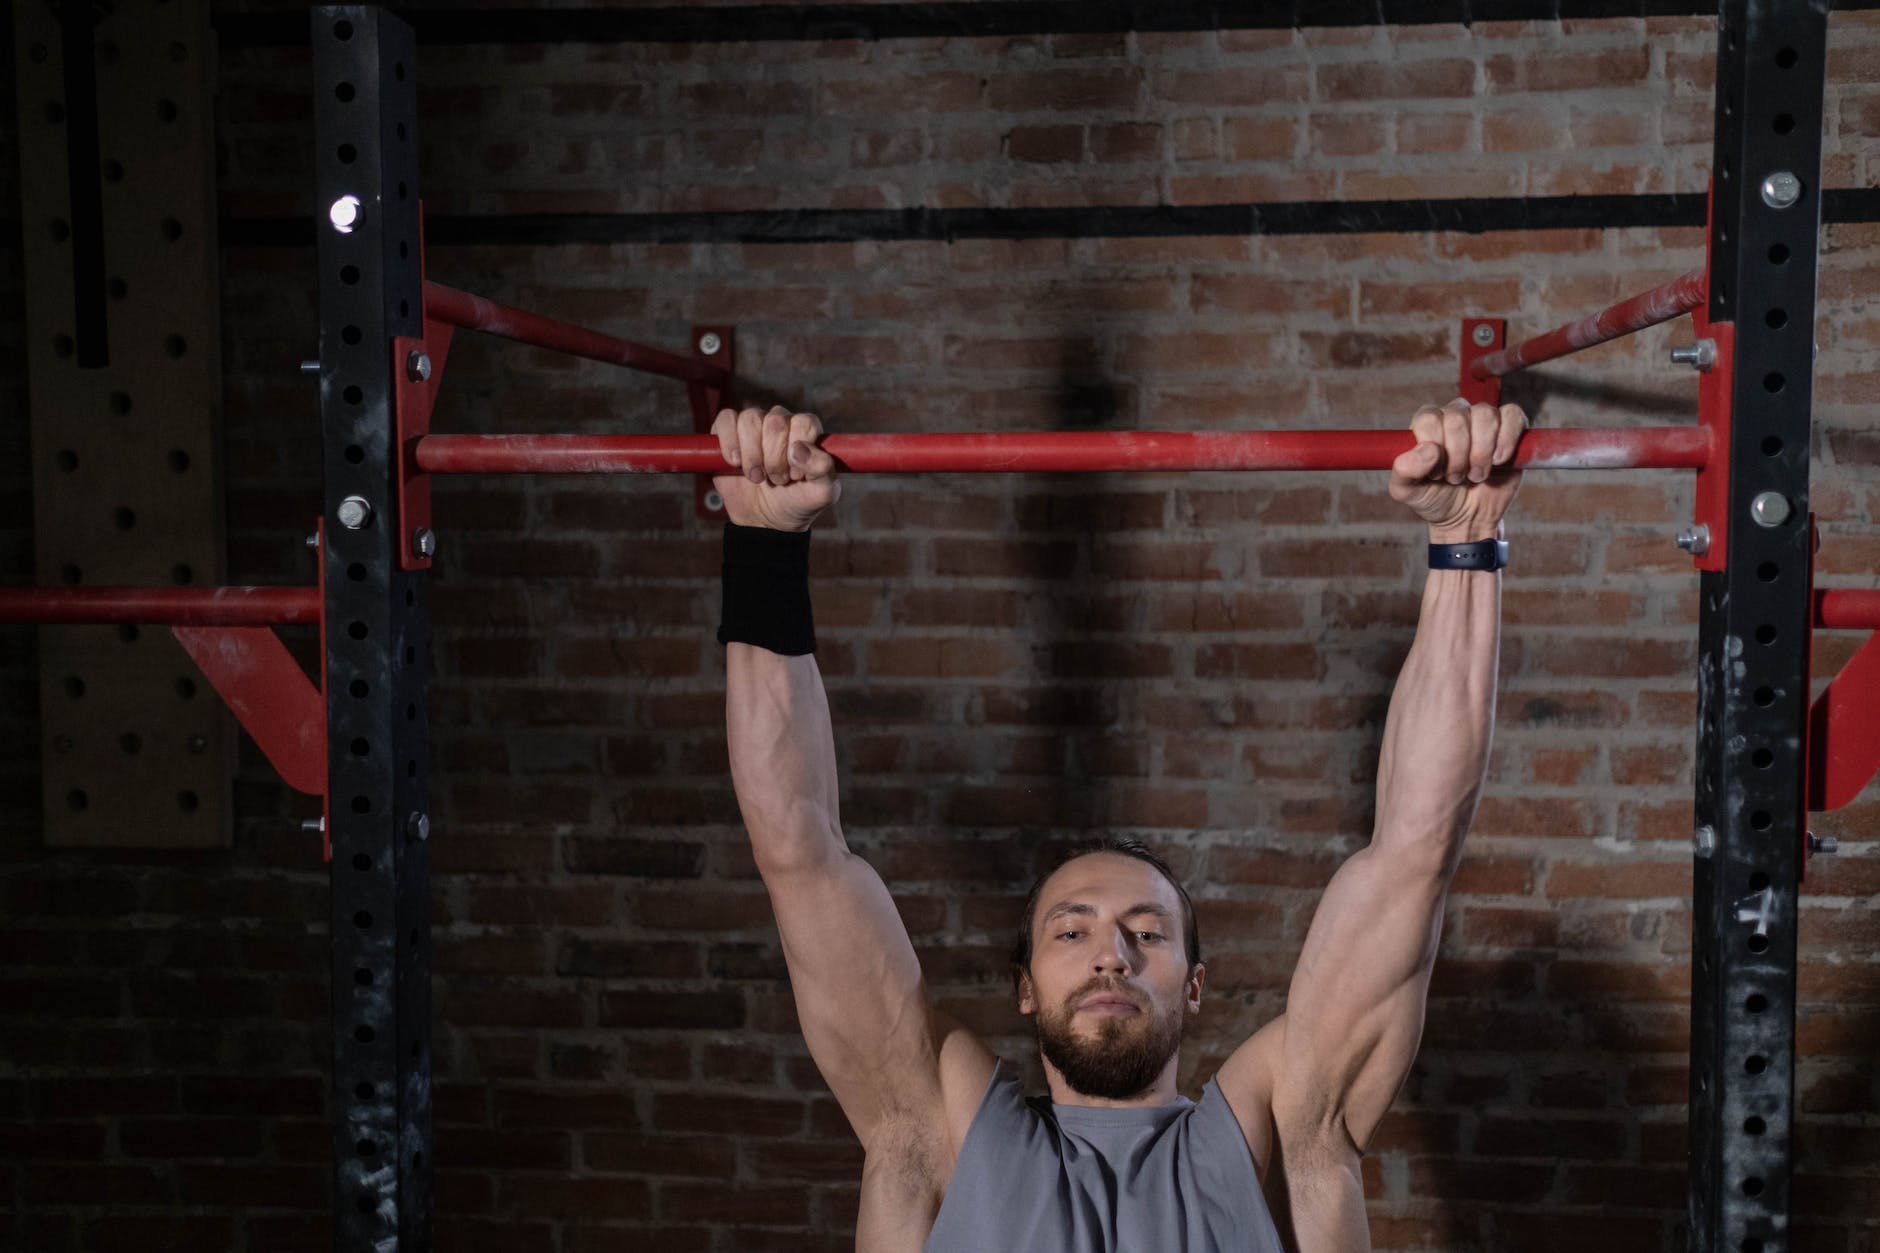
[690,324,734,521]
[1809,538,1880,816]
[1687,180,1729,575]
[169,519,329,853]
[1458,319,1504,407]
[393,320,454,572]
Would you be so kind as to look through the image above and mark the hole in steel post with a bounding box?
[351,795,371,814]
[404,646,416,664]
[414,1151,424,1169]
[340,265,360,286]
[1765,309,1787,329]
[398,182,408,202]
[164,334,187,358]
[1745,1116,1766,1135]
[343,385,363,406]
[348,622,367,640]
[64,677,85,699]
[1748,934,1769,953]
[355,967,373,986]
[354,911,372,929]
[156,100,177,123]
[1772,113,1795,135]
[1745,1055,1768,1074]
[1751,874,1771,895]
[1743,1176,1764,1197]
[1775,47,1797,68]
[1742,1241,1764,1253]
[109,392,132,415]
[334,19,353,39]
[1746,993,1768,1013]
[1755,624,1777,644]
[410,929,420,949]
[1751,810,1772,831]
[396,61,406,82]
[342,325,362,346]
[177,791,199,813]
[345,444,365,464]
[160,219,182,242]
[1719,157,1732,182]
[347,563,367,582]
[355,1025,374,1043]
[1761,436,1783,457]
[355,1138,375,1157]
[67,790,88,812]
[56,449,78,472]
[350,679,369,699]
[1763,372,1785,394]
[172,564,193,586]
[175,677,195,699]
[399,300,410,318]
[119,625,139,644]
[408,760,418,778]
[352,854,371,871]
[406,703,417,721]
[338,144,356,165]
[1768,244,1789,265]
[120,733,141,755]
[336,83,356,102]
[1753,687,1775,707]
[113,507,135,530]
[1752,748,1773,769]
[351,738,371,757]
[354,1081,372,1100]
[1757,562,1779,583]
[411,1040,422,1060]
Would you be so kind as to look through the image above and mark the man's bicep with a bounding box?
[1276,843,1448,1149]
[764,845,959,1145]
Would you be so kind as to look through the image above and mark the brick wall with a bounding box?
[3,7,1878,1251]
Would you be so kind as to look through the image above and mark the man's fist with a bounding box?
[711,406,840,533]
[1389,399,1528,542]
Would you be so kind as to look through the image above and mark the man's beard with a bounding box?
[1034,978,1186,1101]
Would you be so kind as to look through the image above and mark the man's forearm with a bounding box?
[1369,560,1501,873]
[726,642,845,870]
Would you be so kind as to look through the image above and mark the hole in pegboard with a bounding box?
[112,507,136,530]
[168,449,190,472]
[63,676,86,699]
[175,677,196,699]
[177,790,199,813]
[119,732,142,755]
[107,277,127,301]
[164,334,187,358]
[55,449,78,472]
[160,218,183,242]
[53,334,75,358]
[109,392,132,415]
[58,564,81,585]
[171,564,193,586]
[66,789,88,812]
[118,625,139,644]
[103,159,123,184]
[49,219,70,243]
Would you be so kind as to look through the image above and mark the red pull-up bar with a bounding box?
[0,586,320,625]
[1471,268,1708,381]
[413,426,1712,476]
[423,282,729,389]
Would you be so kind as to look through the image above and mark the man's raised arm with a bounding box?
[1218,399,1527,1250]
[714,406,989,1154]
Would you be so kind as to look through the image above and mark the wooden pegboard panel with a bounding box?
[14,0,228,848]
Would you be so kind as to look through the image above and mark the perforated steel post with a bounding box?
[312,7,434,1250]
[1688,4,1827,1250]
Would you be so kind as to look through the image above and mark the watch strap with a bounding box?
[1428,538,1508,571]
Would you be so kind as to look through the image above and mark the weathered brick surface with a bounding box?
[0,8,1877,1253]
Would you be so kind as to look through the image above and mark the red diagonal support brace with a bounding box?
[171,625,325,796]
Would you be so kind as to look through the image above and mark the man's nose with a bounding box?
[1092,928,1133,973]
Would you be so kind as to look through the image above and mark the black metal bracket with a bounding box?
[311,7,435,1250]
[1688,4,1829,1251]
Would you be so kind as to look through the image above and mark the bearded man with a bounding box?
[712,397,1527,1253]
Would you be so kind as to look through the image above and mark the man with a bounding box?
[711,397,1527,1252]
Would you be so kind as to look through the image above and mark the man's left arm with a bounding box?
[1217,400,1526,1244]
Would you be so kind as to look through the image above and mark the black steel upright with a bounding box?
[1689,3,1828,1251]
[311,8,434,1250]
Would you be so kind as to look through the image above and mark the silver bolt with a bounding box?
[411,528,436,558]
[1675,524,1711,555]
[1694,824,1716,859]
[703,489,724,512]
[329,194,363,234]
[300,359,320,375]
[1761,171,1802,209]
[1809,832,1839,855]
[301,817,326,834]
[1750,492,1792,528]
[305,532,320,551]
[1470,324,1497,348]
[697,332,723,356]
[1668,339,1717,370]
[406,811,430,843]
[188,735,207,754]
[406,351,432,383]
[337,495,374,530]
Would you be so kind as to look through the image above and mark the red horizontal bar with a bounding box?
[1471,268,1708,381]
[423,282,729,388]
[414,427,1711,475]
[1817,590,1880,631]
[0,586,320,626]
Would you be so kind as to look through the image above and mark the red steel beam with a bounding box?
[1816,590,1880,631]
[414,426,1712,476]
[0,586,320,626]
[1470,268,1708,381]
[424,282,729,388]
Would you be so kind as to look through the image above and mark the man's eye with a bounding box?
[1057,931,1082,941]
[1137,932,1163,943]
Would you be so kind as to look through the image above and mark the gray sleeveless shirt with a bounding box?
[923,1062,1285,1253]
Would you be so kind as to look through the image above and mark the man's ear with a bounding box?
[1015,966,1037,1017]
[1185,962,1206,1015]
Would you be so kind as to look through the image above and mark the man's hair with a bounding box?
[1012,837,1202,974]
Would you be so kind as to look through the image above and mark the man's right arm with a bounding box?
[716,406,993,1152]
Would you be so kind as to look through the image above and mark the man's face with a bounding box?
[1017,853,1203,1101]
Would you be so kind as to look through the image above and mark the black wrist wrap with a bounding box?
[717,523,816,656]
